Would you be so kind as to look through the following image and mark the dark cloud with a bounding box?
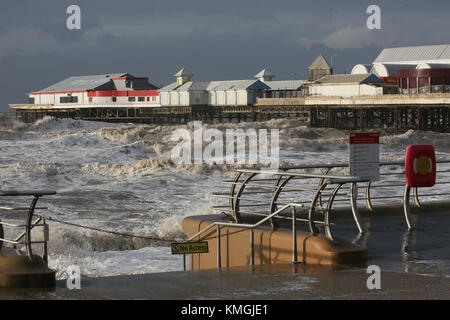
[1,0,450,111]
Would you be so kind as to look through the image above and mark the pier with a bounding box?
[10,93,450,132]
[257,94,450,132]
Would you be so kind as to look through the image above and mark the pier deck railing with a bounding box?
[0,190,56,264]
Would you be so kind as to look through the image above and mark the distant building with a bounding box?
[351,64,373,75]
[351,44,450,89]
[173,68,194,86]
[308,74,392,97]
[399,68,450,94]
[28,73,160,107]
[158,69,207,105]
[308,54,333,81]
[373,44,450,65]
[253,69,304,98]
[158,68,270,106]
[263,80,305,98]
[254,69,276,82]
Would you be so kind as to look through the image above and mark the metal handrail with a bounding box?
[183,203,306,271]
[216,160,450,230]
[184,173,371,270]
[178,159,450,271]
[219,169,370,231]
[0,190,56,264]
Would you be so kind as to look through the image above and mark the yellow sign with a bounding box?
[415,156,432,175]
[171,242,209,254]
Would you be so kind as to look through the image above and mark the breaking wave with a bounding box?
[0,113,27,134]
[3,116,450,278]
[381,129,450,153]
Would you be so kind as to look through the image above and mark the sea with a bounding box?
[1,112,450,280]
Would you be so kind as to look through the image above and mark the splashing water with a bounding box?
[1,114,450,278]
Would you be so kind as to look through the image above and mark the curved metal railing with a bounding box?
[0,190,56,264]
[214,170,369,240]
[183,202,302,271]
[184,173,369,271]
[212,160,450,236]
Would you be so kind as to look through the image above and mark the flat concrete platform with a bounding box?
[1,201,450,301]
[182,214,367,270]
[0,248,55,289]
[1,263,450,300]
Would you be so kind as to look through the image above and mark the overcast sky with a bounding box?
[1,0,450,111]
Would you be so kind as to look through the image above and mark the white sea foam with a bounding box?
[1,116,450,278]
[50,246,183,280]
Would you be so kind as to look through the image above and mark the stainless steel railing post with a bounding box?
[309,182,328,235]
[365,181,374,212]
[413,187,421,208]
[250,228,254,266]
[0,190,56,265]
[43,219,48,265]
[25,195,40,261]
[350,182,364,234]
[229,172,243,222]
[317,167,332,210]
[217,226,221,270]
[292,207,297,264]
[0,220,3,252]
[403,185,413,230]
[234,173,257,223]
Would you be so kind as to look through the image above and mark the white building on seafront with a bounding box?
[28,73,160,108]
[254,69,305,98]
[351,44,450,78]
[158,68,308,105]
[158,68,271,106]
[308,74,388,97]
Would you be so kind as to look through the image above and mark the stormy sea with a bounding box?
[1,112,450,280]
